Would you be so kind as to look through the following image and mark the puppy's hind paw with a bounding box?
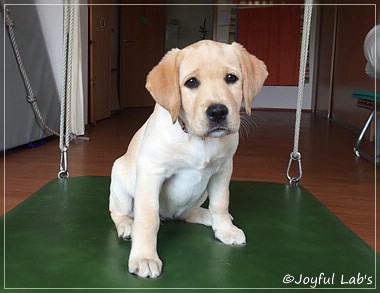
[181,207,212,226]
[116,219,133,241]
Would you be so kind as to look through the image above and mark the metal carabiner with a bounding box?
[286,151,302,186]
[58,146,69,179]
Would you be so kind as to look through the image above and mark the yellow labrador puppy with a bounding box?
[109,40,268,278]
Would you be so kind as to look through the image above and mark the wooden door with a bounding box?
[119,5,165,108]
[89,4,112,123]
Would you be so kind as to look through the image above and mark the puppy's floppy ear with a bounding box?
[146,48,182,123]
[231,42,268,116]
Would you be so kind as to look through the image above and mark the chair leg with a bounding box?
[353,110,374,157]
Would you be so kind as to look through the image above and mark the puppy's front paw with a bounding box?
[215,225,246,245]
[128,255,163,278]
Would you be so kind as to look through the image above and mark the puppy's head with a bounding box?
[146,40,268,138]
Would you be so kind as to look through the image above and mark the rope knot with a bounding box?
[26,95,37,103]
[5,19,15,27]
[5,8,15,27]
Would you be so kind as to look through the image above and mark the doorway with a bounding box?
[119,5,165,108]
[89,4,165,123]
[89,2,122,123]
[89,4,214,123]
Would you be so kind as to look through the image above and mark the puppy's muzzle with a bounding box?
[206,104,230,137]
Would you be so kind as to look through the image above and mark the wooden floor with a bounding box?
[1,108,378,252]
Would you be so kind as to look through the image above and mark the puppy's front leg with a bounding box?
[129,171,163,278]
[208,159,246,245]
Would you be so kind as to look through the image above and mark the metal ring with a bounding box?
[290,151,301,160]
[289,177,300,186]
[57,170,69,179]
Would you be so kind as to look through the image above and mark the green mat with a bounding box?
[1,176,377,292]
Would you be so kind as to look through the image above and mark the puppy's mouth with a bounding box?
[206,126,230,138]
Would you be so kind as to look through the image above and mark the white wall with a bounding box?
[253,84,313,110]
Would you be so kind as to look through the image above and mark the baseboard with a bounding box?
[250,107,313,113]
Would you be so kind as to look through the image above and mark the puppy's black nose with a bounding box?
[206,104,229,123]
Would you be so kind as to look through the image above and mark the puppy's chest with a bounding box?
[180,138,233,170]
[162,144,228,199]
[160,161,218,218]
[158,138,235,218]
[168,152,222,184]
[187,153,221,171]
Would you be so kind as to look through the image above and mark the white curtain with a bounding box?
[35,1,86,137]
[69,4,85,136]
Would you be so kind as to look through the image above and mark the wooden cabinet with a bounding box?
[314,1,378,133]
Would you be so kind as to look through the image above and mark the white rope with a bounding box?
[286,1,313,185]
[293,1,313,155]
[59,4,69,152]
[66,5,74,148]
[3,4,60,137]
[58,4,75,179]
[2,2,85,178]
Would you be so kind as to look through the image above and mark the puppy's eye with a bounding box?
[225,74,238,84]
[184,77,199,89]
